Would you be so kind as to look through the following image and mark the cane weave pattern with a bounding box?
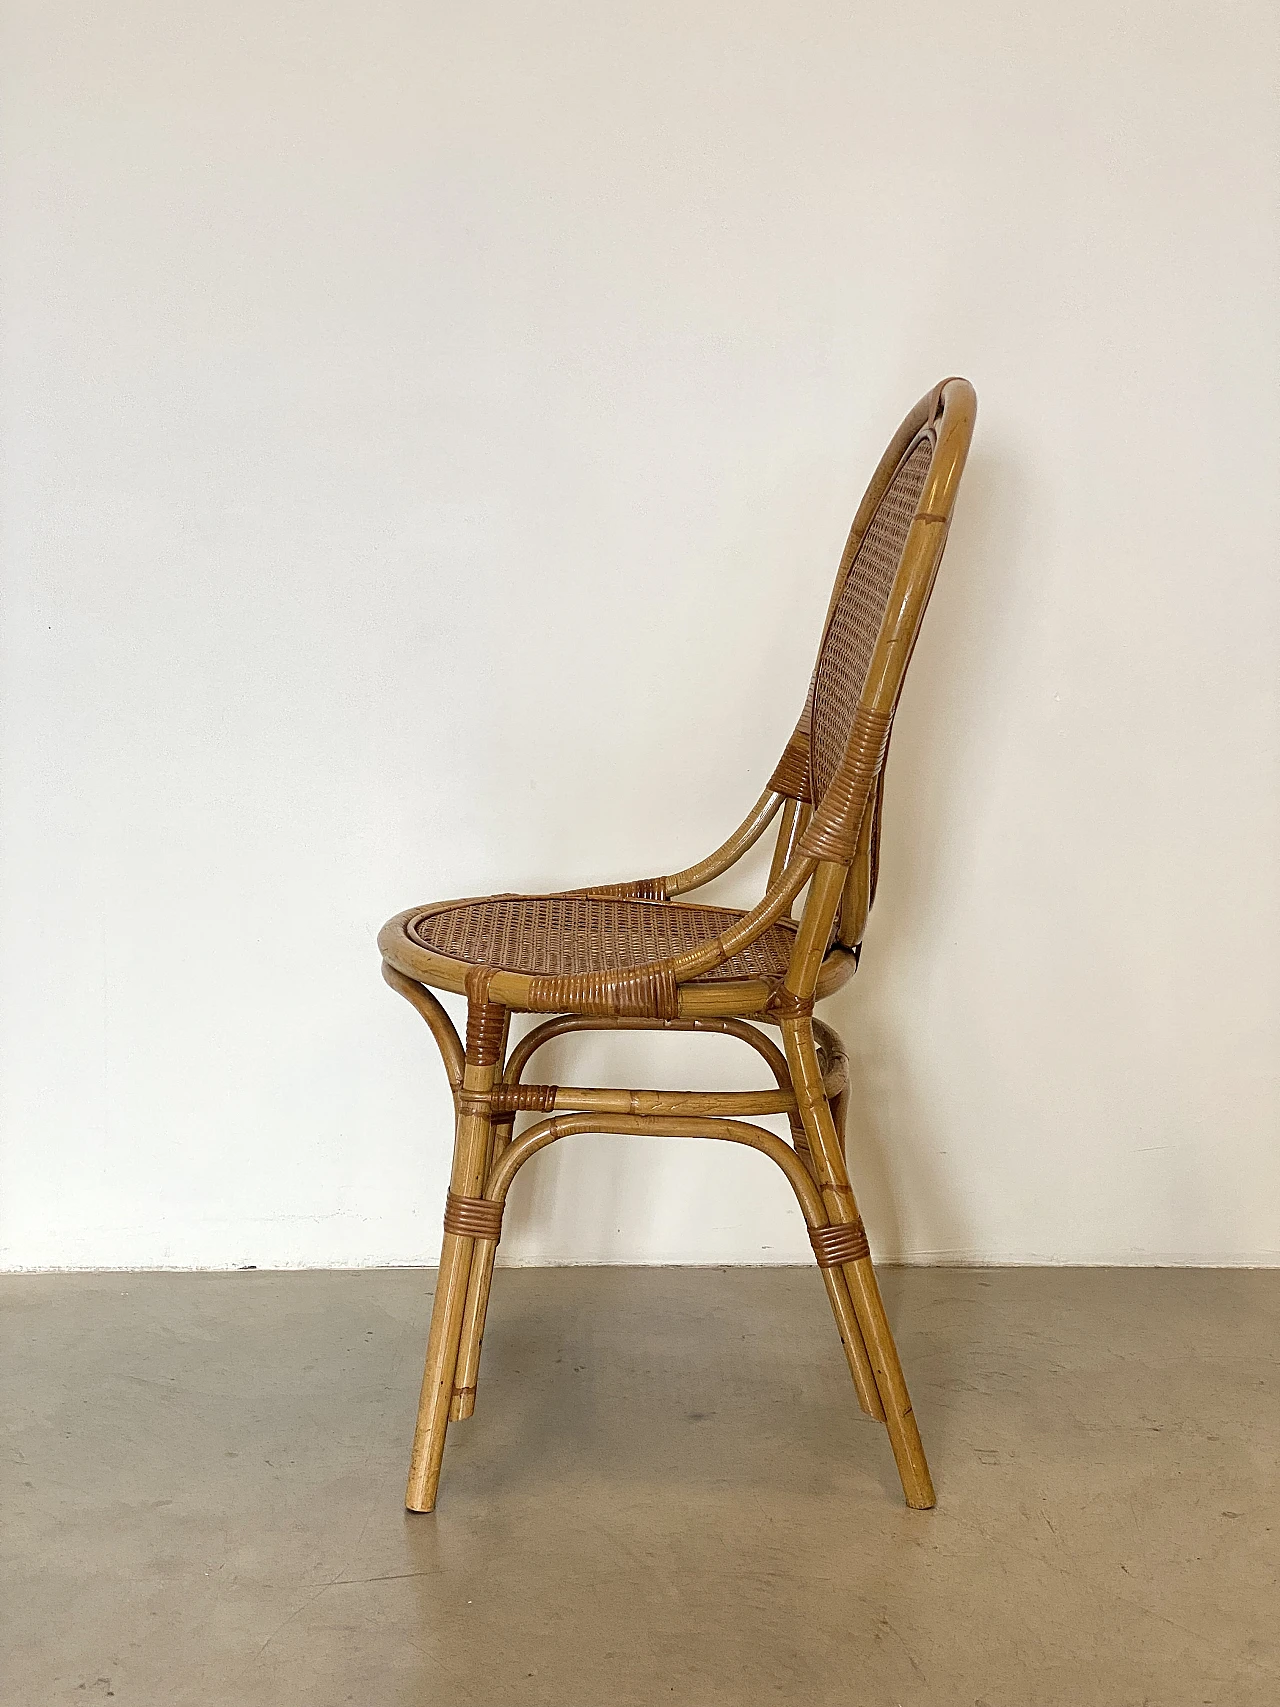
[809,436,933,801]
[410,895,796,983]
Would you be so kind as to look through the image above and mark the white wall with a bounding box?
[1,2,1277,1270]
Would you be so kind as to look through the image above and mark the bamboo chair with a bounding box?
[380,377,977,1512]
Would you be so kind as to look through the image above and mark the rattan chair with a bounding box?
[380,377,977,1512]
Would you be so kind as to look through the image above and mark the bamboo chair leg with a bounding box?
[450,1117,512,1423]
[450,1013,511,1422]
[789,1109,816,1174]
[404,1160,480,1511]
[842,1254,933,1506]
[782,1014,935,1510]
[451,1233,499,1420]
[813,1068,886,1413]
[450,1159,505,1420]
[819,1264,885,1422]
[405,1001,503,1513]
[786,1025,881,1420]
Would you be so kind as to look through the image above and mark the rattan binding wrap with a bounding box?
[768,674,816,801]
[443,1191,504,1241]
[462,974,506,1065]
[798,705,894,864]
[768,724,812,801]
[527,964,679,1019]
[585,877,670,902]
[490,1083,559,1114]
[809,1220,871,1267]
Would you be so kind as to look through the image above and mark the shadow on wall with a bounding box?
[828,440,1029,1263]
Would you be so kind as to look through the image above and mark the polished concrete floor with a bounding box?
[2,1266,1277,1706]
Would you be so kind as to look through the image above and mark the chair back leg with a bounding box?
[781,1013,936,1509]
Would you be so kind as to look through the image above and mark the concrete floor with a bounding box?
[2,1268,1276,1706]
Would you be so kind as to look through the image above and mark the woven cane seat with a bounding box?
[407,893,796,984]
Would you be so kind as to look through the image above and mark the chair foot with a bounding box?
[405,1230,476,1511]
[844,1253,935,1509]
[781,1010,935,1509]
[405,992,505,1511]
[818,1263,886,1420]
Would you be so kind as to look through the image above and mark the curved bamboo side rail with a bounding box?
[811,1019,849,1082]
[665,787,783,897]
[500,1012,845,1116]
[767,797,812,889]
[417,852,818,1020]
[503,1012,795,1092]
[496,1010,845,1166]
[382,962,464,1092]
[484,1111,824,1221]
[475,1108,883,1423]
[663,854,815,984]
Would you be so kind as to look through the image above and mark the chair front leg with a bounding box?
[781,1013,935,1510]
[450,1010,512,1421]
[405,994,505,1513]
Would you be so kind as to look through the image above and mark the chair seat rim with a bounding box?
[377,901,857,1018]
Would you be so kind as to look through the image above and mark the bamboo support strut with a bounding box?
[483,1112,826,1223]
[405,1015,499,1511]
[487,1083,811,1117]
[382,962,464,1091]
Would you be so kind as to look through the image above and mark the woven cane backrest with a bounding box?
[765,378,975,981]
[808,435,933,802]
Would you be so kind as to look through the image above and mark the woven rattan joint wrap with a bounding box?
[443,1191,504,1241]
[768,725,812,802]
[809,1220,870,1268]
[526,964,679,1020]
[457,1090,498,1115]
[798,705,893,865]
[491,1083,558,1114]
[463,979,506,1066]
[585,877,670,902]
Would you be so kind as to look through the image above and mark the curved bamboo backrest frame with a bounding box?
[774,377,976,998]
[378,378,975,1025]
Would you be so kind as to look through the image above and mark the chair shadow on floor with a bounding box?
[435,1269,912,1505]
